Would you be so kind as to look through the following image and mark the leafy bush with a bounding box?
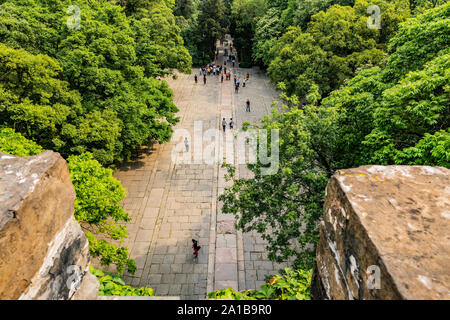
[208,268,312,300]
[0,128,43,157]
[90,267,154,296]
[67,153,136,274]
[85,232,136,275]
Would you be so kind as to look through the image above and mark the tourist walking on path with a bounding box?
[184,137,189,152]
[243,78,246,87]
[194,74,197,83]
[222,118,227,132]
[234,76,237,85]
[192,239,201,259]
[235,83,239,93]
[221,74,224,83]
[246,99,250,112]
[199,68,202,75]
[203,74,206,85]
[229,118,234,129]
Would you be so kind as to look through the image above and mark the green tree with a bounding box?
[196,0,228,63]
[0,127,43,157]
[174,0,195,18]
[267,0,409,98]
[209,268,312,300]
[68,152,137,274]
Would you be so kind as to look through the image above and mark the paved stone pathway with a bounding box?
[114,38,289,299]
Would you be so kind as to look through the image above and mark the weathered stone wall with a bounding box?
[0,151,98,300]
[311,165,450,300]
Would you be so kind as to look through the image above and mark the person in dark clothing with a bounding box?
[246,99,250,112]
[192,239,201,258]
[203,74,206,85]
[222,118,227,132]
[194,74,198,83]
[235,83,239,93]
[221,74,224,83]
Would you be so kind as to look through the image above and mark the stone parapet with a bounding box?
[0,151,98,300]
[311,165,450,300]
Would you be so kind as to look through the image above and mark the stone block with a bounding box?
[311,165,450,300]
[0,151,98,300]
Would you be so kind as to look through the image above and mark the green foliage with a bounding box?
[0,43,83,153]
[90,266,154,296]
[230,0,268,66]
[252,7,285,66]
[0,127,43,156]
[220,105,330,269]
[220,3,449,270]
[67,153,128,225]
[132,3,192,76]
[384,1,450,81]
[0,129,136,273]
[208,268,312,300]
[324,3,450,167]
[196,0,228,63]
[282,0,338,28]
[177,0,228,65]
[267,0,410,98]
[174,0,195,18]
[67,152,136,274]
[0,0,190,164]
[86,232,136,275]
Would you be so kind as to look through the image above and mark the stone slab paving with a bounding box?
[115,69,219,299]
[112,38,289,299]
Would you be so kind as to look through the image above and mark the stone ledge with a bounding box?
[0,151,98,300]
[311,165,450,300]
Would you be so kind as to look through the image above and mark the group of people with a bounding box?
[222,118,234,132]
[233,73,250,93]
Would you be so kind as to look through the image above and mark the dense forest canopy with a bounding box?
[0,0,191,164]
[0,0,193,274]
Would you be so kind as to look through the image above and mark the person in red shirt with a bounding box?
[192,239,201,259]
